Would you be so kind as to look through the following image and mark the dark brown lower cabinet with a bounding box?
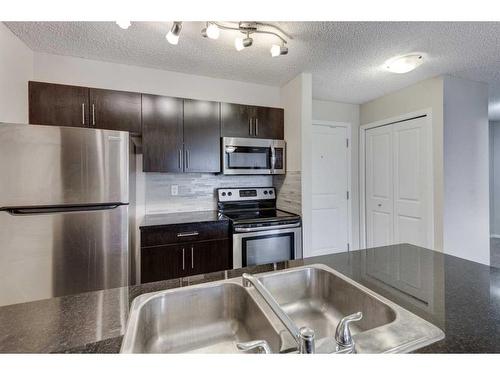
[190,240,230,275]
[141,239,230,283]
[141,244,186,283]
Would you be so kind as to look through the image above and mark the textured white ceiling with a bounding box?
[5,21,500,119]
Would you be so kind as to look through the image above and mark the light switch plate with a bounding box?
[171,185,178,196]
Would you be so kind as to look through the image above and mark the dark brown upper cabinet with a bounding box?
[254,106,284,139]
[29,81,90,127]
[221,102,284,139]
[183,99,221,173]
[142,94,183,173]
[89,88,142,134]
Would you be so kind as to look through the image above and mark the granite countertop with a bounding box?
[1,243,500,353]
[140,210,227,229]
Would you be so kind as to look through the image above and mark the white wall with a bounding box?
[443,76,490,265]
[279,73,313,256]
[313,100,360,249]
[360,76,444,251]
[0,23,33,123]
[33,53,281,107]
[490,121,500,236]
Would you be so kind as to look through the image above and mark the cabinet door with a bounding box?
[255,106,284,139]
[142,94,183,172]
[188,240,230,276]
[183,99,221,173]
[89,88,142,133]
[141,244,188,283]
[221,103,255,138]
[29,81,89,127]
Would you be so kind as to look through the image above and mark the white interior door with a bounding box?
[311,124,349,255]
[365,125,394,248]
[393,117,431,247]
[365,116,431,249]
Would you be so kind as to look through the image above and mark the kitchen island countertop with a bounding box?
[1,243,500,353]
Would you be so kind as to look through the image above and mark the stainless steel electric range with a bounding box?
[217,187,302,269]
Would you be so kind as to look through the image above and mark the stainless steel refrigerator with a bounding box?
[0,123,130,307]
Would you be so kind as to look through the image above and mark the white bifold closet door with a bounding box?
[365,116,432,249]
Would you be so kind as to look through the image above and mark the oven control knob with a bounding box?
[228,192,232,196]
[263,190,268,195]
[221,192,226,196]
[269,190,274,195]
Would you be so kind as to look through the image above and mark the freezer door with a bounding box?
[0,123,128,207]
[0,205,129,307]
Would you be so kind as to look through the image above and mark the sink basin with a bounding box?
[120,282,282,353]
[121,264,444,354]
[256,266,396,338]
[256,264,444,353]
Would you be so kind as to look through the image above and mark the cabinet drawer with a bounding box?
[141,221,229,247]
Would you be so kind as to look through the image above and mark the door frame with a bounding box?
[359,109,434,249]
[311,120,353,253]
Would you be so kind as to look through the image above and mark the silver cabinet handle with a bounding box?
[191,246,194,269]
[82,103,85,125]
[182,248,185,270]
[91,104,96,126]
[255,118,259,136]
[178,149,182,169]
[185,149,189,169]
[270,146,276,172]
[249,118,252,136]
[177,231,199,237]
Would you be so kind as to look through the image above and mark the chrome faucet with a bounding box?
[335,312,363,353]
[237,340,272,354]
[240,273,316,354]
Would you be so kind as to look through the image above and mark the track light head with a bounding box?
[166,21,183,45]
[116,21,131,29]
[270,43,288,57]
[235,35,253,51]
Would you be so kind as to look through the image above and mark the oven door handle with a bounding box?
[234,222,301,233]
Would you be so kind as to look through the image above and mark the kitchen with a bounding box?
[1,1,500,373]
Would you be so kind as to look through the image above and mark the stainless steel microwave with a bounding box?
[222,137,286,175]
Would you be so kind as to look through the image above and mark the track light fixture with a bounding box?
[166,21,183,45]
[115,21,290,57]
[202,21,291,57]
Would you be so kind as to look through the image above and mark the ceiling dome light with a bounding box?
[116,21,131,30]
[270,43,288,57]
[385,53,424,74]
[166,22,183,45]
[235,36,253,51]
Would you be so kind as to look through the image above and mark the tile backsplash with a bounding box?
[144,172,272,214]
[273,171,301,215]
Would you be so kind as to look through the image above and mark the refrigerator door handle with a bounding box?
[3,204,122,215]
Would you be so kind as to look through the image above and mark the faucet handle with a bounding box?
[335,312,363,348]
[236,340,272,354]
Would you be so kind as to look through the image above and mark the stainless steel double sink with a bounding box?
[120,264,444,353]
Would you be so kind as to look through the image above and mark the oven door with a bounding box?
[232,225,302,269]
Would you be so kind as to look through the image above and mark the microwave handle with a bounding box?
[271,146,276,172]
